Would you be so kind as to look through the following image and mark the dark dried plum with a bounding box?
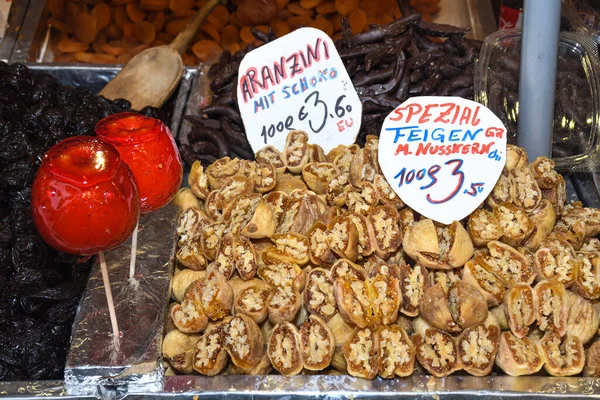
[12,234,46,271]
[0,159,35,189]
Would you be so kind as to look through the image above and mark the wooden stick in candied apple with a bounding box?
[99,252,120,343]
[129,221,139,280]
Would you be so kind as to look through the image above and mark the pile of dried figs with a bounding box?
[165,130,600,379]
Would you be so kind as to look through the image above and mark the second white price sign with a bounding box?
[236,27,362,154]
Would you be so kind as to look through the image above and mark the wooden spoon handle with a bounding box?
[170,0,224,56]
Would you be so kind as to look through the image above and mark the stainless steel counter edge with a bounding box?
[2,375,600,399]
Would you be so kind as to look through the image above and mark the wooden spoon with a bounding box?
[100,0,223,110]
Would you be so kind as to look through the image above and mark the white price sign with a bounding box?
[378,97,508,225]
[237,27,362,154]
[0,0,12,40]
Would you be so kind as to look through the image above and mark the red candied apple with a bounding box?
[32,136,140,256]
[95,112,183,213]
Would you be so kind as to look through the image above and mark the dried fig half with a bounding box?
[562,202,600,238]
[373,174,403,209]
[302,162,339,194]
[412,317,461,377]
[530,156,560,189]
[504,283,536,338]
[193,321,229,376]
[399,263,431,317]
[255,145,286,174]
[304,268,337,322]
[534,238,579,287]
[188,161,210,200]
[376,324,415,378]
[206,156,242,190]
[171,280,209,334]
[467,208,502,247]
[493,202,534,247]
[343,327,379,379]
[505,144,529,171]
[495,331,543,376]
[457,323,500,376]
[510,166,542,213]
[163,329,201,375]
[283,130,309,173]
[330,258,367,282]
[366,205,402,259]
[267,286,302,324]
[267,322,304,376]
[539,331,585,376]
[300,315,336,371]
[534,279,568,336]
[572,251,600,299]
[224,314,264,371]
[327,216,359,261]
[462,259,506,307]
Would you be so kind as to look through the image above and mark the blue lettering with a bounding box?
[449,129,462,142]
[431,128,445,143]
[282,86,291,99]
[292,83,300,95]
[463,128,482,141]
[407,128,423,142]
[300,77,308,92]
[254,97,265,113]
[386,126,419,144]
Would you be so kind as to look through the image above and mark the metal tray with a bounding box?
[10,0,495,64]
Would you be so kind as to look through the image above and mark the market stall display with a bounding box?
[168,130,600,379]
[35,0,441,65]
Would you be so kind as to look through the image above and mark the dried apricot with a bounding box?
[311,17,333,36]
[122,22,134,38]
[276,0,291,9]
[270,19,290,37]
[74,52,117,63]
[287,2,315,17]
[348,8,366,34]
[300,0,325,8]
[210,5,231,29]
[220,25,239,48]
[57,37,90,53]
[114,6,129,29]
[133,21,156,44]
[170,0,195,11]
[48,0,66,19]
[287,15,313,29]
[100,42,127,56]
[48,18,73,34]
[202,22,221,43]
[165,18,192,35]
[240,26,255,44]
[191,39,222,61]
[74,13,98,43]
[315,1,336,13]
[91,3,111,31]
[126,3,146,22]
[148,11,166,31]
[334,0,358,16]
[105,22,123,39]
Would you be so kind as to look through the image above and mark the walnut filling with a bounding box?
[200,276,218,310]
[256,146,285,169]
[432,270,460,292]
[195,332,222,368]
[327,171,349,205]
[537,287,563,332]
[403,265,425,310]
[334,150,354,172]
[177,208,199,244]
[486,247,525,285]
[203,223,227,257]
[373,209,396,249]
[238,288,267,313]
[469,261,505,298]
[268,323,302,375]
[513,167,540,210]
[259,263,300,287]
[347,329,376,374]
[542,334,581,369]
[508,287,534,334]
[174,299,201,325]
[329,221,349,252]
[307,271,337,318]
[331,260,364,281]
[226,317,250,359]
[234,242,256,276]
[496,205,530,238]
[504,333,540,365]
[379,327,411,376]
[278,201,300,233]
[420,331,456,369]
[491,174,511,203]
[437,226,452,259]
[310,227,330,258]
[348,214,370,255]
[536,240,577,283]
[274,236,309,260]
[269,287,297,308]
[459,326,495,366]
[577,255,600,293]
[301,320,332,365]
[470,209,501,239]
